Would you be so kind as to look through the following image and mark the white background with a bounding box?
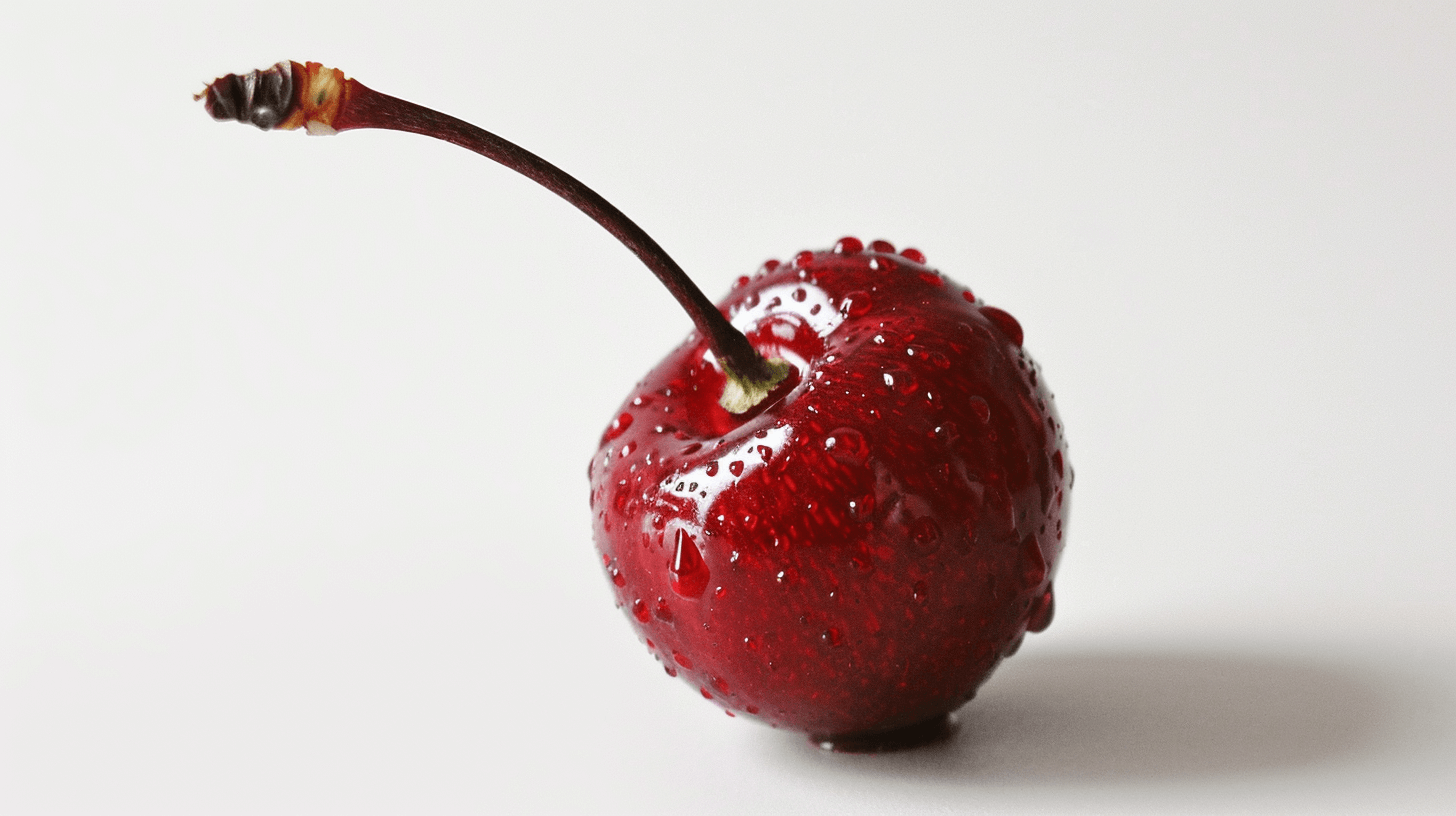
[3,2,1454,813]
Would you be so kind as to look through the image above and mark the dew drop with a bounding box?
[885,368,918,395]
[712,676,731,694]
[1052,449,1065,479]
[912,581,929,603]
[834,236,863,254]
[673,651,694,669]
[821,628,843,647]
[729,461,745,477]
[632,598,650,623]
[670,529,710,598]
[792,287,807,302]
[918,271,945,287]
[868,239,895,253]
[763,259,781,273]
[899,247,926,264]
[1020,534,1048,587]
[969,396,991,424]
[824,428,870,464]
[981,306,1024,347]
[665,665,678,677]
[602,412,633,442]
[839,290,872,318]
[700,687,713,699]
[910,518,943,554]
[654,598,674,622]
[705,461,719,477]
[793,250,815,268]
[961,290,976,303]
[1027,586,1056,633]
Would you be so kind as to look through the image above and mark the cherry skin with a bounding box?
[591,241,1069,745]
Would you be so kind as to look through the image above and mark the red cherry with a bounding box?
[200,61,1070,752]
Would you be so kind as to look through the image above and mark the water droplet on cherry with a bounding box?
[670,529,710,598]
[1027,586,1055,632]
[868,239,895,253]
[834,236,863,254]
[824,428,870,464]
[632,599,650,623]
[840,291,872,317]
[602,412,633,442]
[899,247,926,264]
[981,306,1024,346]
[910,518,942,554]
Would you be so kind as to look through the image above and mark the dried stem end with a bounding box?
[719,357,793,414]
[196,61,350,135]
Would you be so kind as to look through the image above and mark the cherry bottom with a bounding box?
[811,712,958,753]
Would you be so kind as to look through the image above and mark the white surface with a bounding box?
[3,2,1454,813]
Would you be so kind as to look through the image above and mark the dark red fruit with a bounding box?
[590,241,1069,743]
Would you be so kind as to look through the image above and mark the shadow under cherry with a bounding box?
[770,648,1410,784]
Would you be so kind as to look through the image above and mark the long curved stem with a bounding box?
[198,61,789,404]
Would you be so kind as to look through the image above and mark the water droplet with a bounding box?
[839,290,872,318]
[724,709,736,717]
[740,512,758,531]
[700,687,713,699]
[1051,449,1065,479]
[729,460,744,477]
[665,665,678,677]
[602,412,633,442]
[712,676,731,694]
[763,259,781,273]
[757,445,773,463]
[912,581,929,602]
[961,290,976,303]
[733,275,751,288]
[744,636,759,652]
[834,236,863,254]
[1027,586,1056,632]
[793,250,815,268]
[1020,534,1048,587]
[981,306,1024,346]
[821,628,843,647]
[918,271,945,287]
[682,442,702,455]
[868,239,895,253]
[654,598,674,622]
[618,441,637,458]
[824,428,870,464]
[673,651,694,669]
[609,565,627,587]
[670,529,710,598]
[899,247,926,263]
[632,599,650,623]
[910,518,943,554]
[969,396,991,424]
[885,368,918,395]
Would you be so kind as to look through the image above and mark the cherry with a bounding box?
[199,62,1070,751]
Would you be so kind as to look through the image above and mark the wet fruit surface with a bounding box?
[590,241,1070,742]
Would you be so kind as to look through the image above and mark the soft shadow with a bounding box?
[770,649,1399,783]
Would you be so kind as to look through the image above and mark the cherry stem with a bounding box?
[199,62,785,398]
